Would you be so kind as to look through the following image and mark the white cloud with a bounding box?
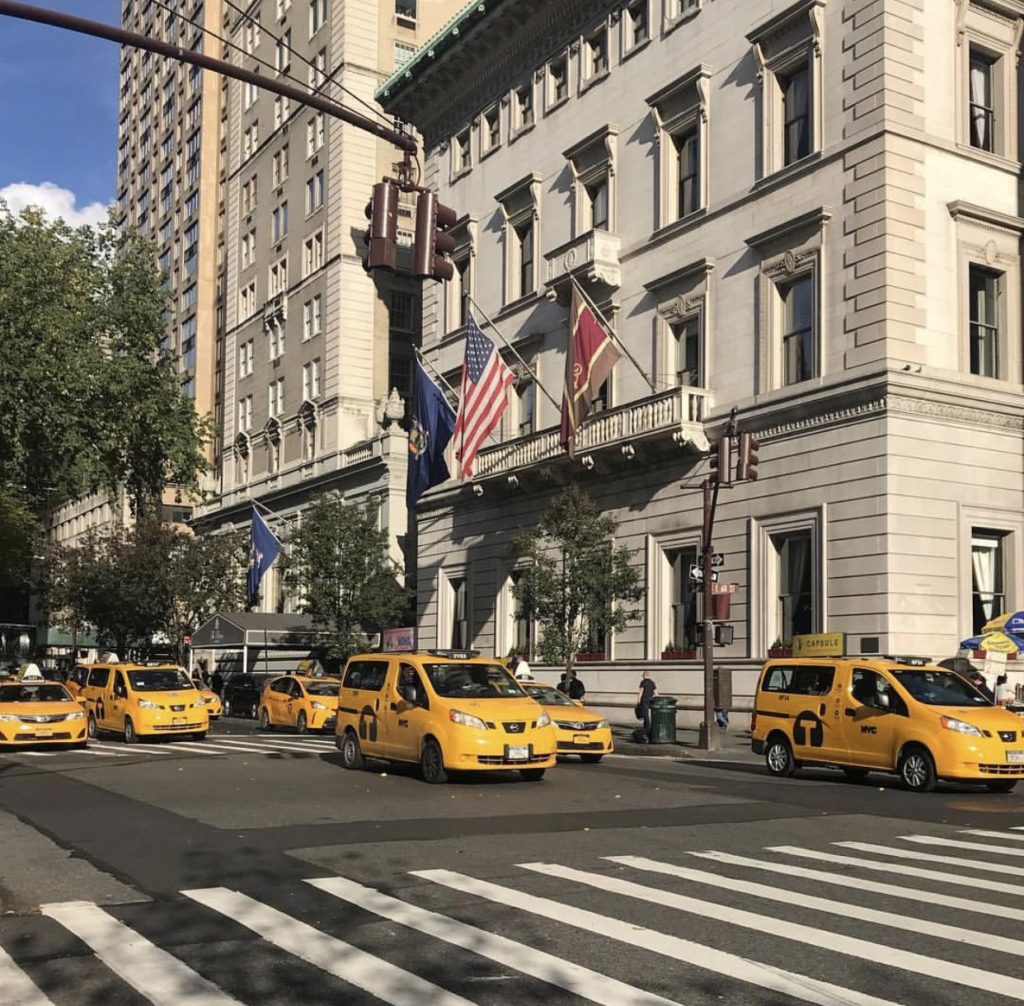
[0,182,110,227]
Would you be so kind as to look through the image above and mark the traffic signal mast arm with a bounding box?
[0,1,418,154]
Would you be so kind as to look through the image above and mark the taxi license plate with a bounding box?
[573,734,590,744]
[506,745,529,761]
[173,717,186,724]
[35,729,52,738]
[1007,750,1024,764]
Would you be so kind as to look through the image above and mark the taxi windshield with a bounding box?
[303,681,339,696]
[895,669,990,706]
[127,669,195,692]
[524,685,575,706]
[0,684,72,703]
[422,663,525,699]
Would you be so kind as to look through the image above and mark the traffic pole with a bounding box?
[699,479,718,751]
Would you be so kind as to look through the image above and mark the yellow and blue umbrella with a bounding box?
[962,612,1024,655]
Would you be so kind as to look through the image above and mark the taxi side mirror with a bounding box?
[573,700,584,707]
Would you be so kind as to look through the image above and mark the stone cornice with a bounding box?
[746,206,832,250]
[948,200,1024,236]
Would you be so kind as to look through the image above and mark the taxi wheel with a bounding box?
[340,730,364,770]
[985,780,1018,793]
[765,735,795,777]
[258,707,273,731]
[899,745,936,793]
[520,768,546,781]
[87,713,98,739]
[296,711,308,735]
[420,739,448,784]
[123,717,138,744]
[580,754,604,764]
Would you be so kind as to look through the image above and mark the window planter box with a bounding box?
[661,649,696,660]
[576,652,605,662]
[767,647,792,659]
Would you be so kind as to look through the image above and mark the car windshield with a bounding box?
[127,669,195,692]
[422,663,525,699]
[0,684,72,703]
[524,685,575,706]
[895,669,991,706]
[303,682,339,696]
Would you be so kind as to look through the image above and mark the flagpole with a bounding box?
[249,497,294,532]
[569,275,657,394]
[466,294,562,413]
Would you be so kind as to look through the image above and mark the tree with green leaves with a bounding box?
[45,521,246,662]
[285,494,410,661]
[0,203,210,609]
[511,484,644,671]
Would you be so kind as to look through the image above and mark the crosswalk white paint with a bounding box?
[41,901,240,1006]
[607,855,1024,956]
[834,840,1024,879]
[523,862,1024,1000]
[900,834,1024,858]
[775,844,1024,897]
[963,829,1024,843]
[414,868,903,1006]
[184,887,476,1006]
[689,849,1024,923]
[0,945,56,1006]
[308,874,682,1006]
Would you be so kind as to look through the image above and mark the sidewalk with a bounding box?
[610,723,760,761]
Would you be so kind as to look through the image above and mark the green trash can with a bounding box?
[649,696,678,744]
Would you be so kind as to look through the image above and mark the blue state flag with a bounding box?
[408,359,456,508]
[247,507,282,607]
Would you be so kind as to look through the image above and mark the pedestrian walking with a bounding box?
[558,668,586,701]
[511,653,533,681]
[636,671,658,742]
[995,673,1014,706]
[970,670,995,704]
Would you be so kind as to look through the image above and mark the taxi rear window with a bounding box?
[762,664,835,696]
[343,660,388,691]
[0,684,72,703]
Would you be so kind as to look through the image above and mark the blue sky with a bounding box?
[0,2,120,223]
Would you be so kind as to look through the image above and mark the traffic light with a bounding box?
[708,437,731,485]
[413,190,457,281]
[736,431,759,482]
[363,180,398,272]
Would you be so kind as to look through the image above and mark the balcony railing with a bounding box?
[545,228,621,290]
[473,386,711,480]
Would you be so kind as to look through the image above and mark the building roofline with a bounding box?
[376,1,509,105]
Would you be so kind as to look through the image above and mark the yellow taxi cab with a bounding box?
[0,680,88,748]
[65,664,90,700]
[193,681,222,719]
[335,650,556,782]
[258,674,339,733]
[521,682,612,762]
[752,655,1024,792]
[80,663,209,743]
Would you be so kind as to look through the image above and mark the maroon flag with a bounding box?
[560,286,621,456]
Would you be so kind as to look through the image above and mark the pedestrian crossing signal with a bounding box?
[736,431,759,481]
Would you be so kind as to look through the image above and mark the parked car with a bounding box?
[221,672,276,719]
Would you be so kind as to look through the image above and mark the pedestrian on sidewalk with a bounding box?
[995,673,1014,706]
[637,671,658,742]
[558,668,586,701]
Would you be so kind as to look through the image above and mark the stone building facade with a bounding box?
[379,0,1024,697]
[193,0,462,608]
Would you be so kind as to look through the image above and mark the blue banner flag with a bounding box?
[247,507,282,607]
[408,358,456,508]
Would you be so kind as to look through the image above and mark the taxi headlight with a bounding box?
[0,713,20,722]
[311,701,329,711]
[450,709,488,730]
[202,696,216,704]
[595,719,609,729]
[191,700,205,709]
[138,699,161,710]
[66,711,85,720]
[536,711,551,728]
[940,715,983,736]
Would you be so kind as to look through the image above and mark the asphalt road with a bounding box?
[2,719,1024,1006]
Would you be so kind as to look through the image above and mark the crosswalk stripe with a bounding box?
[414,869,901,1006]
[93,742,175,755]
[18,752,56,757]
[163,742,226,756]
[183,887,475,1006]
[213,737,327,753]
[962,829,1024,843]
[308,875,681,1006]
[0,945,56,1006]
[607,855,1024,957]
[838,839,1024,874]
[195,740,286,754]
[778,845,1024,897]
[900,834,1024,858]
[521,862,1024,1001]
[691,849,1024,923]
[41,901,240,1005]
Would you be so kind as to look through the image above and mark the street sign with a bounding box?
[689,563,703,582]
[711,583,738,595]
[711,554,725,567]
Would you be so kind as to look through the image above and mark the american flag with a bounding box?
[452,317,515,478]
